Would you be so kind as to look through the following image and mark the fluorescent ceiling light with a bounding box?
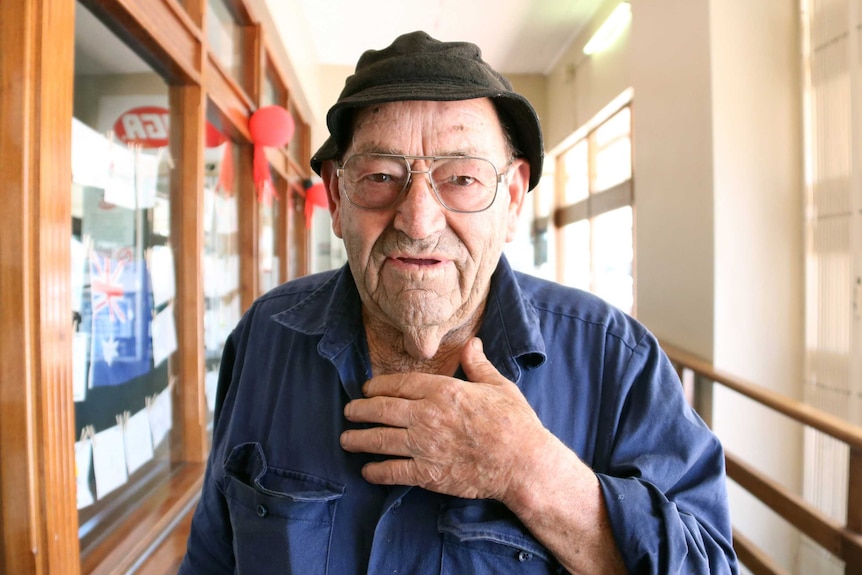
[583,1,632,56]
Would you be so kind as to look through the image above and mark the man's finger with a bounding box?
[460,337,509,385]
[344,395,411,426]
[340,426,412,457]
[360,458,418,487]
[362,372,437,399]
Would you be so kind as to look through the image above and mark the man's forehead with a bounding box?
[350,98,506,149]
[352,98,499,124]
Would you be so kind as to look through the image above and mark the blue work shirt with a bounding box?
[179,256,738,574]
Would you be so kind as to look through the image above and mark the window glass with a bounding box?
[561,220,591,291]
[72,1,177,549]
[592,207,633,314]
[203,112,240,418]
[262,67,283,108]
[592,107,632,192]
[288,100,303,165]
[207,0,246,89]
[259,177,281,294]
[593,136,631,192]
[562,140,589,204]
[554,104,634,314]
[287,185,306,280]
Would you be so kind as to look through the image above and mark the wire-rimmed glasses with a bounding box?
[336,153,509,213]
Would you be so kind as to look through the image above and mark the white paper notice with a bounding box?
[75,438,95,509]
[135,149,160,209]
[151,304,178,367]
[148,386,173,449]
[124,408,154,475]
[71,118,109,189]
[103,142,137,209]
[73,332,89,402]
[205,369,220,413]
[215,193,238,234]
[150,245,176,307]
[92,425,128,499]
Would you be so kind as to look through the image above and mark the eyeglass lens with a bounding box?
[340,154,499,212]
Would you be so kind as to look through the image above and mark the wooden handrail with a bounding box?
[661,342,862,451]
[660,341,862,573]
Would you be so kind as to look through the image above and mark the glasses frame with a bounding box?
[336,153,511,214]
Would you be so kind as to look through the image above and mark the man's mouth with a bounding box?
[398,257,440,266]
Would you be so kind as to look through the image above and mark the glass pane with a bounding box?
[72,1,178,548]
[259,175,281,294]
[207,0,246,89]
[287,186,306,280]
[560,220,591,290]
[262,67,283,108]
[593,137,632,192]
[288,101,303,165]
[594,107,631,147]
[203,113,240,418]
[592,107,632,193]
[592,206,634,314]
[561,139,589,204]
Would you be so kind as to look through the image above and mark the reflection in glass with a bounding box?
[72,0,176,549]
[259,173,281,294]
[262,67,282,108]
[203,121,240,418]
[207,0,246,88]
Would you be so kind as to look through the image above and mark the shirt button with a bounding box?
[256,504,268,518]
[518,551,532,562]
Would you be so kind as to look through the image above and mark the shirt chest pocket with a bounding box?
[222,442,345,575]
[438,500,566,575]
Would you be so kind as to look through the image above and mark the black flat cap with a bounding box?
[310,31,544,191]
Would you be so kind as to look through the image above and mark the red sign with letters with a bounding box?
[113,106,170,148]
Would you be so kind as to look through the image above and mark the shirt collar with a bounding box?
[271,255,546,383]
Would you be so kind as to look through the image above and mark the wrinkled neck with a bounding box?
[363,307,482,375]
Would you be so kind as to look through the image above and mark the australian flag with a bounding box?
[88,249,153,387]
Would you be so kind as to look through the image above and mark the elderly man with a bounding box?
[180,31,738,574]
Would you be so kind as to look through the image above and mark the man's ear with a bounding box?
[505,158,530,242]
[320,161,343,238]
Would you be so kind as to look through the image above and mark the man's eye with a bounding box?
[446,175,477,187]
[365,172,394,184]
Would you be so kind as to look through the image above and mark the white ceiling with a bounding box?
[74,0,605,81]
[292,0,604,75]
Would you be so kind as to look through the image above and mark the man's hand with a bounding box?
[339,337,551,502]
[341,337,628,574]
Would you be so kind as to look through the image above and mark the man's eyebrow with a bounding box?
[350,145,482,157]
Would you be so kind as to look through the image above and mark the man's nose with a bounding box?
[393,171,447,239]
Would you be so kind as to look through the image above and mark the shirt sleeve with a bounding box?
[596,332,738,575]
[177,332,239,575]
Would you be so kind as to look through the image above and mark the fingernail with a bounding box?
[472,337,483,351]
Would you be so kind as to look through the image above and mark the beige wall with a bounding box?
[708,0,805,569]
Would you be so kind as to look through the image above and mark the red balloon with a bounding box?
[205,122,227,147]
[249,105,295,147]
[306,182,328,208]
